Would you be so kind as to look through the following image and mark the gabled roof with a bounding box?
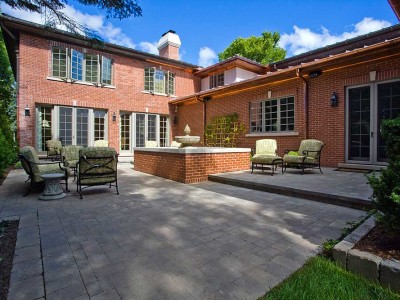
[0,13,200,77]
[195,55,267,77]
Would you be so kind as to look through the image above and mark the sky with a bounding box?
[1,0,398,67]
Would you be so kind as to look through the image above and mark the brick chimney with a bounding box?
[157,30,181,60]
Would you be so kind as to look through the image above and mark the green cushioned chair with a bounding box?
[251,139,283,175]
[19,146,69,196]
[77,147,119,199]
[45,139,62,161]
[61,145,84,180]
[283,139,324,174]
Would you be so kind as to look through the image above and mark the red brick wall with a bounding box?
[18,33,199,149]
[176,57,400,167]
[134,150,250,183]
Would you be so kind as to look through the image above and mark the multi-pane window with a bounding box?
[210,72,224,89]
[94,110,106,141]
[159,116,168,147]
[52,47,67,78]
[102,57,112,85]
[52,47,112,85]
[71,50,83,81]
[136,114,145,147]
[39,107,52,151]
[76,109,89,146]
[147,115,157,142]
[250,96,295,133]
[85,55,99,83]
[59,107,73,145]
[120,114,130,151]
[144,68,175,95]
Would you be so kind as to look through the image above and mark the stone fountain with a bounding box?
[174,124,200,147]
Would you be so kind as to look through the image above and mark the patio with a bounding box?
[1,164,366,299]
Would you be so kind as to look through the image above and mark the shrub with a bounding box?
[368,117,400,232]
[0,129,17,177]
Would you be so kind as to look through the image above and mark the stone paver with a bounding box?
[1,165,366,299]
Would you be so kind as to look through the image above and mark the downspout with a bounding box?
[196,96,206,146]
[296,68,309,139]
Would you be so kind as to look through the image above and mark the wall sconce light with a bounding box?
[175,106,178,113]
[309,70,322,78]
[112,112,117,122]
[330,92,339,107]
[24,105,30,116]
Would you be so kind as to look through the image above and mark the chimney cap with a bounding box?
[157,30,181,50]
[162,30,176,37]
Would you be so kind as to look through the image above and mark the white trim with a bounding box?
[133,147,251,154]
[246,131,299,137]
[47,77,116,89]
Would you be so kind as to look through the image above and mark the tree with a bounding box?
[1,0,142,35]
[218,31,286,65]
[0,29,17,176]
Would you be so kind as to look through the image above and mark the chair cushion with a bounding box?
[283,154,317,165]
[80,176,116,185]
[252,154,282,164]
[36,164,69,182]
[298,139,324,158]
[46,140,62,155]
[255,139,277,156]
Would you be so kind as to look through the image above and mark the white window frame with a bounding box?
[249,96,295,134]
[144,67,175,95]
[209,72,224,89]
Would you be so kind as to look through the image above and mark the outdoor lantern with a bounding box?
[112,112,117,122]
[330,92,339,107]
[24,105,30,116]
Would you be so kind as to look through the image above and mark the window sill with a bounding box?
[47,77,116,89]
[246,131,299,137]
[142,91,176,97]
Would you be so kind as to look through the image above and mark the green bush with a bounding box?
[368,117,400,232]
[0,129,17,177]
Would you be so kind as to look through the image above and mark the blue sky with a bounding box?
[1,0,398,66]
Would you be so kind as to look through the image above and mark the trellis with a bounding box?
[205,113,246,147]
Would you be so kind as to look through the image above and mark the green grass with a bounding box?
[262,256,400,300]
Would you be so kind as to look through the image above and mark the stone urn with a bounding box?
[174,124,200,147]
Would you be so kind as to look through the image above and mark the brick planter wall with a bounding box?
[134,149,250,183]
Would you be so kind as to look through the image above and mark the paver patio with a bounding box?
[1,164,366,299]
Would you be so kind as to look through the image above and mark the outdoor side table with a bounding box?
[39,173,67,200]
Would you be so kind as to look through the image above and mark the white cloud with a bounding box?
[198,47,217,67]
[1,3,136,48]
[138,41,158,54]
[279,17,392,56]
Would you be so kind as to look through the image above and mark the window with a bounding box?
[94,110,106,141]
[250,96,295,133]
[51,47,113,85]
[210,72,224,89]
[71,50,83,81]
[144,68,175,95]
[120,114,130,151]
[38,106,52,151]
[52,47,67,78]
[85,54,99,83]
[159,116,168,147]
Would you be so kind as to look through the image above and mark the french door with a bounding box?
[36,106,107,150]
[346,80,400,164]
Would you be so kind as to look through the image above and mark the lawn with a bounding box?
[262,256,400,300]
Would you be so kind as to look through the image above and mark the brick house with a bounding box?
[1,14,400,169]
[171,26,400,169]
[0,15,199,155]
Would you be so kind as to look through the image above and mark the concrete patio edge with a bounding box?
[208,174,371,210]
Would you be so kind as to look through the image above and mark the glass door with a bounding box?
[76,108,89,146]
[377,81,400,162]
[59,107,73,145]
[347,80,400,165]
[347,86,372,162]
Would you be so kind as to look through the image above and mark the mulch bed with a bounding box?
[0,165,15,186]
[355,223,400,261]
[0,220,19,300]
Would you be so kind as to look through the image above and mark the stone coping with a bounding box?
[333,215,400,292]
[133,147,251,154]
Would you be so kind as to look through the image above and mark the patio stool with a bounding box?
[251,155,283,175]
